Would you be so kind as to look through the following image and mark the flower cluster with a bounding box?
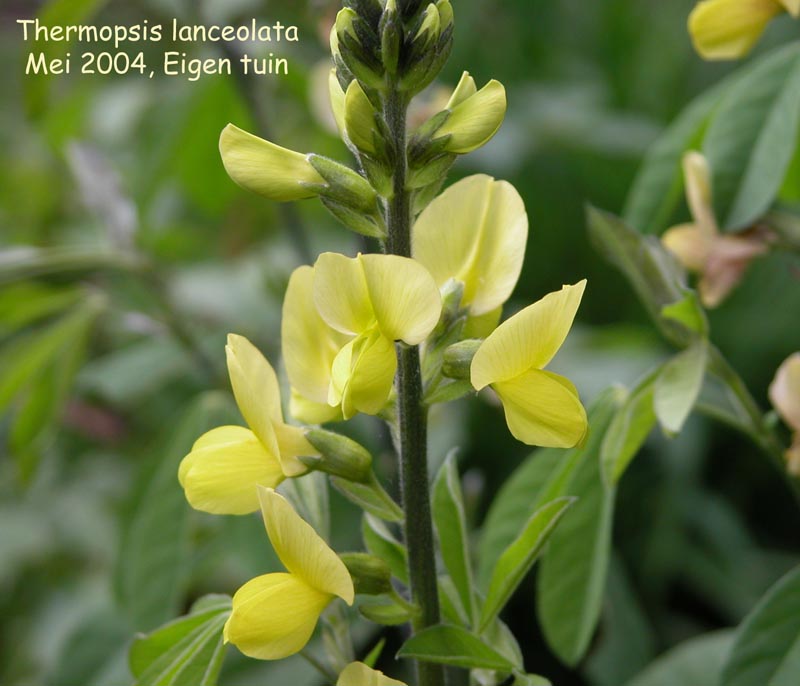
[177,0,589,667]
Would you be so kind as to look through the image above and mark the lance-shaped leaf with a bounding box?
[654,340,708,435]
[601,370,659,485]
[703,44,800,230]
[628,631,734,686]
[130,595,232,686]
[537,427,617,665]
[398,625,516,672]
[362,514,408,584]
[479,389,624,584]
[432,453,475,625]
[480,497,575,631]
[720,565,800,686]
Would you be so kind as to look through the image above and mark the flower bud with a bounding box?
[307,154,377,212]
[434,79,507,153]
[436,0,454,33]
[335,8,385,90]
[219,124,324,202]
[302,428,373,483]
[414,4,441,48]
[443,339,482,380]
[358,598,416,625]
[344,80,378,154]
[340,552,393,595]
[380,1,401,75]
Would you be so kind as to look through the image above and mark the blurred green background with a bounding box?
[1,0,799,684]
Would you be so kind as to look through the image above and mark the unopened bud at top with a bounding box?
[344,79,378,155]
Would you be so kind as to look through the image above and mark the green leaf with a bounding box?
[601,371,659,485]
[514,674,552,686]
[331,475,404,522]
[397,624,516,672]
[0,282,81,336]
[433,452,475,625]
[0,246,142,285]
[130,594,231,686]
[480,497,575,632]
[628,631,734,686]
[587,207,693,347]
[362,514,408,584]
[116,393,236,631]
[659,292,708,338]
[537,417,617,665]
[654,340,708,435]
[623,85,722,234]
[479,389,624,584]
[703,44,800,230]
[721,565,800,686]
[0,299,102,413]
[363,638,387,668]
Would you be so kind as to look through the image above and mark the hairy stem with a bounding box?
[383,89,444,686]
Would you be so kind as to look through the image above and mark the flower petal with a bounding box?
[283,265,351,405]
[290,388,343,424]
[446,71,478,109]
[682,151,718,237]
[328,69,346,137]
[435,80,507,153]
[179,426,284,515]
[769,353,800,431]
[344,80,377,154]
[688,0,782,61]
[330,330,396,418]
[338,662,408,686]
[493,369,588,448]
[219,124,324,201]
[224,572,331,660]
[359,254,442,344]
[226,334,282,456]
[662,223,713,272]
[471,281,586,390]
[314,252,375,335]
[412,175,527,316]
[258,487,355,603]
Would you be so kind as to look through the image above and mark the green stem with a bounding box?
[383,90,444,686]
[707,345,800,505]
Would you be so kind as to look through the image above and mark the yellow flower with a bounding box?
[337,662,407,686]
[224,487,354,660]
[470,282,589,448]
[178,334,315,515]
[313,252,442,419]
[412,174,528,319]
[219,123,324,201]
[661,152,768,308]
[432,73,507,153]
[769,353,800,474]
[282,265,350,424]
[688,0,799,60]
